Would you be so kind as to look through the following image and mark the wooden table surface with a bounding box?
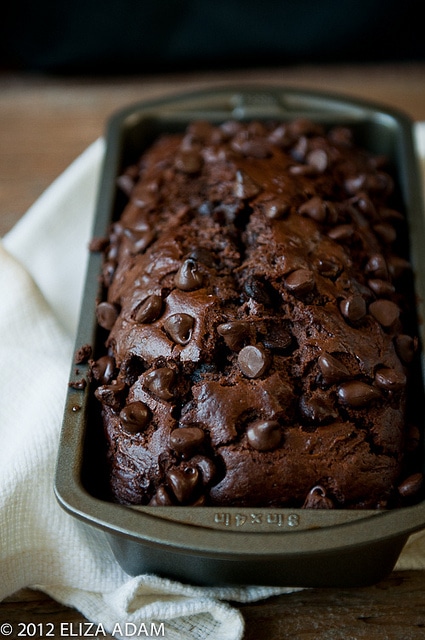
[1,62,425,639]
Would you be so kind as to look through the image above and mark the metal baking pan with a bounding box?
[55,86,425,587]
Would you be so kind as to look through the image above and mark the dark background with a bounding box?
[1,0,424,75]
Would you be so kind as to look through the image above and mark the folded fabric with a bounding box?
[1,125,425,640]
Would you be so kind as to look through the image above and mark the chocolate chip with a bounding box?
[149,485,174,505]
[306,148,328,173]
[174,259,204,291]
[94,381,126,410]
[388,256,412,279]
[284,269,315,297]
[233,169,261,199]
[238,344,271,378]
[134,294,163,323]
[352,192,377,219]
[339,295,367,323]
[373,222,397,244]
[96,301,119,330]
[337,381,381,407]
[246,420,281,451]
[369,299,400,327]
[318,352,350,385]
[163,313,194,345]
[375,367,406,391]
[190,455,217,486]
[262,198,290,220]
[217,320,251,351]
[345,172,393,195]
[405,424,421,453]
[244,276,274,305]
[261,325,292,352]
[367,279,395,297]
[170,427,205,458]
[303,486,334,509]
[298,196,332,222]
[327,224,355,242]
[166,466,200,503]
[315,255,342,279]
[90,355,116,384]
[143,367,176,400]
[120,401,151,433]
[394,334,417,363]
[365,254,389,280]
[398,473,423,498]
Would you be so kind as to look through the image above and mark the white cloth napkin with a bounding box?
[1,125,425,640]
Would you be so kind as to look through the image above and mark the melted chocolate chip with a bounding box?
[373,222,397,244]
[134,294,163,323]
[327,224,355,242]
[369,299,400,328]
[149,485,174,506]
[120,401,151,433]
[365,254,389,280]
[244,276,275,305]
[94,381,126,410]
[170,426,205,457]
[238,344,271,378]
[143,367,176,400]
[246,420,281,451]
[174,259,204,291]
[306,148,329,173]
[394,334,417,363]
[398,473,423,498]
[315,255,342,279]
[217,320,251,351]
[90,355,116,384]
[166,466,200,503]
[163,313,194,345]
[262,198,290,220]
[96,302,119,330]
[190,455,217,486]
[339,295,367,323]
[298,196,333,223]
[318,352,350,385]
[375,367,406,391]
[367,279,395,297]
[284,269,315,297]
[337,381,381,407]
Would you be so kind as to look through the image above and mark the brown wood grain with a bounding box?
[2,571,425,640]
[1,62,425,237]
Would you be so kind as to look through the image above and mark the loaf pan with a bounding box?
[55,86,425,587]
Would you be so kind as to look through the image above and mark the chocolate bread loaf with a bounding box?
[90,118,423,509]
